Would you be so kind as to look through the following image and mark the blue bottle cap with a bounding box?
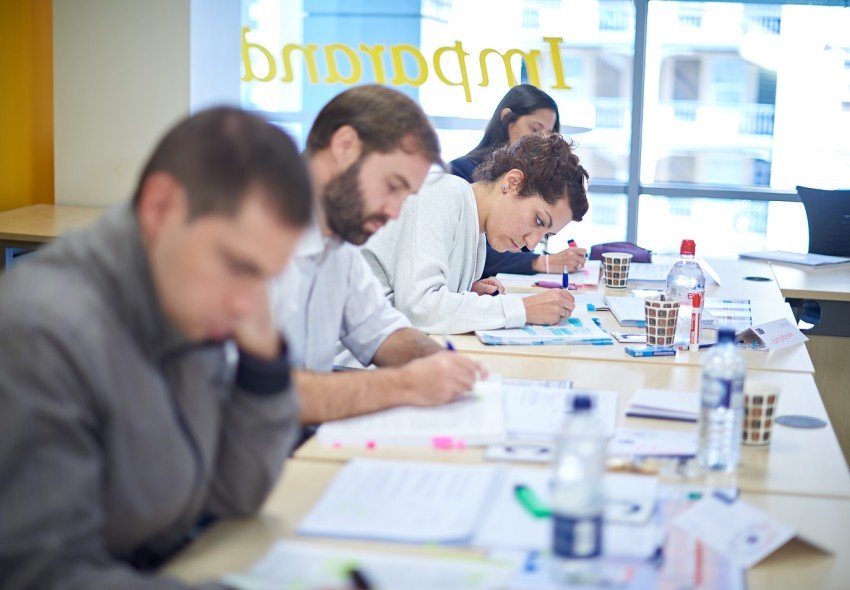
[572,395,593,411]
[717,327,736,344]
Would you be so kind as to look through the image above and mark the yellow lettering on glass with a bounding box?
[359,44,387,84]
[390,44,428,87]
[433,41,471,103]
[281,43,320,83]
[241,27,276,82]
[324,43,363,84]
[478,47,541,87]
[544,37,572,90]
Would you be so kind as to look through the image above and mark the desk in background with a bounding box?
[296,354,850,499]
[770,261,850,463]
[0,204,105,269]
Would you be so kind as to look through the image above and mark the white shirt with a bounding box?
[361,169,527,334]
[270,221,411,372]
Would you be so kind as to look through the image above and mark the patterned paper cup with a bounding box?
[743,382,780,446]
[644,295,679,346]
[602,252,633,288]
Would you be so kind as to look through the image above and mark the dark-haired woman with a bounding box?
[361,132,589,335]
[450,84,587,277]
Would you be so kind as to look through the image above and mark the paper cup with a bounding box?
[602,252,633,288]
[743,383,780,446]
[644,295,679,346]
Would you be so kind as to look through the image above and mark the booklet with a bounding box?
[476,316,614,346]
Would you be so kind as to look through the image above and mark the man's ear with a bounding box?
[328,124,363,171]
[137,172,188,243]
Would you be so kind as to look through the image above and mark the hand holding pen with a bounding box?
[471,277,505,296]
[532,240,587,274]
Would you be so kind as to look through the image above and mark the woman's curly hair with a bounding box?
[472,131,589,221]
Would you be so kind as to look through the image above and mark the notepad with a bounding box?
[606,296,647,327]
[625,388,699,422]
[473,467,661,556]
[475,316,613,345]
[628,263,670,283]
[496,260,601,289]
[298,459,501,544]
[502,383,618,440]
[739,250,850,267]
[316,379,504,446]
[222,540,513,590]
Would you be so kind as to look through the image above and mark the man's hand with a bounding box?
[471,277,505,296]
[523,289,576,325]
[232,290,280,360]
[532,247,588,273]
[398,351,487,406]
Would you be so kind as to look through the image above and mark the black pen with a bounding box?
[348,566,374,590]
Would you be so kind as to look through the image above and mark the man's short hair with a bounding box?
[132,107,312,225]
[306,84,442,165]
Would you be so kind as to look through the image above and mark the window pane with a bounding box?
[240,0,634,181]
[546,193,628,252]
[637,195,808,257]
[643,1,850,189]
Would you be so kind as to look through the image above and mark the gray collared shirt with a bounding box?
[270,221,410,371]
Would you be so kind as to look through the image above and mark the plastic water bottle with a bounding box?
[697,327,746,472]
[666,239,706,319]
[551,395,607,584]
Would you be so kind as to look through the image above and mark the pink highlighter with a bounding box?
[535,280,576,290]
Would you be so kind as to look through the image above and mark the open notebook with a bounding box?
[476,316,613,345]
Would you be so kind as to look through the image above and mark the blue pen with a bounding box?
[562,266,569,289]
[445,338,456,351]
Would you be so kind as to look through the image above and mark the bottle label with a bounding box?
[702,376,744,409]
[552,513,602,559]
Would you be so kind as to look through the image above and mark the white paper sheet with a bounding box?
[608,428,697,457]
[316,378,504,446]
[502,386,618,440]
[625,388,699,422]
[298,459,501,544]
[473,467,661,558]
[222,540,513,590]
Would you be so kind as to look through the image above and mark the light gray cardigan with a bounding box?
[361,169,526,334]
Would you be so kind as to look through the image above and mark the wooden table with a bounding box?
[769,261,850,462]
[445,298,814,374]
[0,204,105,269]
[296,354,850,499]
[162,459,850,590]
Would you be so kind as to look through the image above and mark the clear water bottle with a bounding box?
[551,395,607,585]
[666,239,706,319]
[698,327,746,472]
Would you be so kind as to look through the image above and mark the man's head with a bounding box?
[306,84,441,245]
[133,107,312,341]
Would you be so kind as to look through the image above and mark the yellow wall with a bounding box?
[0,0,53,212]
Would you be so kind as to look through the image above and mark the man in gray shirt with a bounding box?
[0,108,311,589]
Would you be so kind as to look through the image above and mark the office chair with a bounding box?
[796,186,850,257]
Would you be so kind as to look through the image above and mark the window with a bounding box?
[223,0,850,257]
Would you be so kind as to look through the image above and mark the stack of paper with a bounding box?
[502,383,618,440]
[476,316,614,346]
[628,263,670,283]
[739,250,850,267]
[625,388,699,422]
[298,459,500,544]
[606,296,647,327]
[223,540,513,590]
[316,379,504,446]
[495,260,601,289]
[473,467,661,558]
[702,298,753,331]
